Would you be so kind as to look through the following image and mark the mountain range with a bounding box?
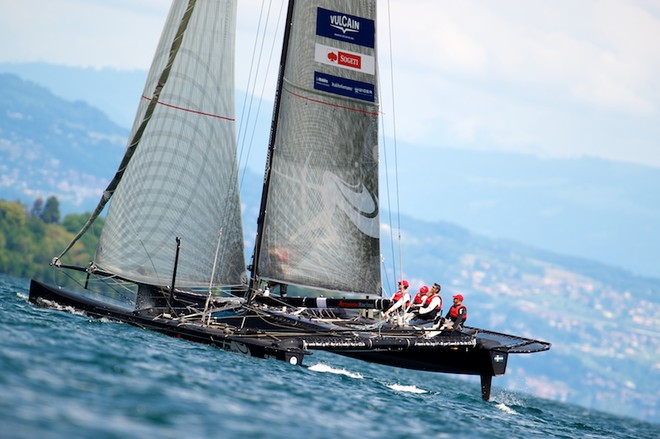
[0,66,658,423]
[2,62,659,280]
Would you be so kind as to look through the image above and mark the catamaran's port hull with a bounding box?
[28,280,305,365]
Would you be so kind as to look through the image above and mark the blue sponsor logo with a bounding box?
[316,7,375,48]
[314,72,375,102]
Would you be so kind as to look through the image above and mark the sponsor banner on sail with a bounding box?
[314,43,375,75]
[316,7,375,48]
[313,71,375,102]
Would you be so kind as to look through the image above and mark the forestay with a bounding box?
[96,0,246,288]
[256,0,381,296]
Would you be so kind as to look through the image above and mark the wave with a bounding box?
[495,402,518,415]
[386,384,427,394]
[308,362,363,379]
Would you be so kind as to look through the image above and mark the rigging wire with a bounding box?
[207,0,282,294]
[223,0,285,297]
[157,1,268,295]
[379,0,404,295]
[49,268,136,306]
[387,0,404,288]
[236,0,285,186]
[240,0,286,188]
[235,0,267,164]
[232,0,283,293]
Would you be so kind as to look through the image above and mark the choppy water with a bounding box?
[1,274,657,439]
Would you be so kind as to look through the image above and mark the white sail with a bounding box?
[95,0,246,288]
[256,0,381,295]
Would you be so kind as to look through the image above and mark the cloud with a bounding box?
[2,0,660,168]
[384,1,659,113]
[376,0,660,167]
[0,0,166,69]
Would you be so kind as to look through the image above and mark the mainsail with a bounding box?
[255,0,381,295]
[95,0,246,288]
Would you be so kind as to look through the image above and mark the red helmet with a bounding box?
[398,280,409,288]
[453,294,464,301]
[419,285,429,293]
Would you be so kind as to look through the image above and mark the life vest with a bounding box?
[448,304,467,321]
[424,294,442,311]
[412,292,425,305]
[392,291,411,308]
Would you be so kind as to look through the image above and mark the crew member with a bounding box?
[415,284,442,321]
[445,294,468,330]
[384,280,411,318]
[411,285,429,309]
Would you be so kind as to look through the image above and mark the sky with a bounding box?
[1,0,660,169]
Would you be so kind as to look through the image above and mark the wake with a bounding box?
[308,362,364,379]
[386,383,428,394]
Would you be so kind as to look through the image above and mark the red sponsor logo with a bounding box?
[339,51,361,69]
[338,300,359,308]
[327,51,362,70]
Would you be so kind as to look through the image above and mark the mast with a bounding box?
[248,0,296,297]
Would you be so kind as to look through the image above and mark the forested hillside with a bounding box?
[0,199,102,284]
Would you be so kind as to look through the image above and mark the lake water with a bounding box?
[1,274,657,439]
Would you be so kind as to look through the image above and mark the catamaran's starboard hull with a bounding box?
[330,345,506,376]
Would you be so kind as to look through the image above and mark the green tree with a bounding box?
[0,199,102,286]
[30,197,44,218]
[40,196,60,224]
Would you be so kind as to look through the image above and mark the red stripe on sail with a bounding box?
[284,88,379,116]
[141,95,235,121]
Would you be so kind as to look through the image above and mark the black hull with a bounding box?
[28,279,546,400]
[28,280,306,365]
[336,344,503,376]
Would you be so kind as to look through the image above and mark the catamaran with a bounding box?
[29,0,550,401]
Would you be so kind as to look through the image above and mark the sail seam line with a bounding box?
[283,87,379,116]
[141,95,236,121]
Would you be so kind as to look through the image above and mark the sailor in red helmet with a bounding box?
[414,282,442,321]
[411,285,429,307]
[444,293,468,331]
[406,283,442,320]
[383,280,411,323]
